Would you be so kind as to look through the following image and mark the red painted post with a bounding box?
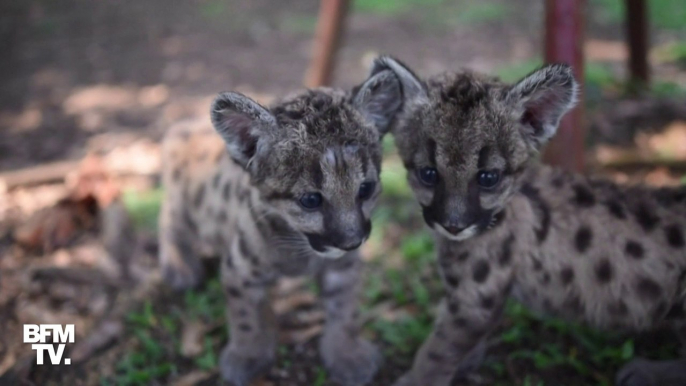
[304,0,350,88]
[625,0,649,92]
[543,0,586,172]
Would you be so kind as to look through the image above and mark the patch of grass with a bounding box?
[451,2,509,25]
[495,59,542,83]
[105,275,227,385]
[592,0,686,30]
[353,0,446,16]
[121,188,163,230]
[280,14,318,34]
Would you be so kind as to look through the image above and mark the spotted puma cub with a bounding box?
[158,73,402,385]
[373,57,686,386]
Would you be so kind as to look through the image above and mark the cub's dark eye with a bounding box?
[418,167,439,187]
[299,192,323,209]
[477,170,501,189]
[358,181,376,200]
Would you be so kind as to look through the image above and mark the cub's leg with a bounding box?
[616,320,686,386]
[394,254,512,386]
[318,253,381,386]
[219,241,277,386]
[158,201,204,290]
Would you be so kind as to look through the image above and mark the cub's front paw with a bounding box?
[161,262,204,291]
[391,372,416,386]
[616,358,657,386]
[219,345,273,386]
[320,335,381,386]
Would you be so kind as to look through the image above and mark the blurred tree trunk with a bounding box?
[304,0,350,87]
[543,0,586,172]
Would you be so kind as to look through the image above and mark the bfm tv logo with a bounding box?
[23,324,74,365]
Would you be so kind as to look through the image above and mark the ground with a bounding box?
[1,0,686,385]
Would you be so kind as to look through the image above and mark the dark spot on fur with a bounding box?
[595,259,613,284]
[444,273,460,288]
[551,175,565,188]
[480,295,495,309]
[427,352,444,362]
[633,202,660,232]
[193,185,206,208]
[520,183,551,243]
[664,224,684,248]
[540,272,551,285]
[238,323,252,332]
[665,304,685,320]
[625,240,644,259]
[457,252,470,262]
[447,300,460,314]
[222,181,232,201]
[636,277,662,299]
[653,301,669,323]
[608,300,629,316]
[605,199,626,219]
[212,172,221,189]
[427,139,437,165]
[574,226,592,253]
[563,295,584,314]
[472,260,490,283]
[227,286,242,298]
[453,317,469,328]
[572,184,595,207]
[531,255,543,271]
[224,252,234,269]
[182,207,198,234]
[560,267,574,285]
[498,234,515,266]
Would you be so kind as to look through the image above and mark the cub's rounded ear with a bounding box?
[352,69,402,136]
[505,63,579,148]
[353,56,427,137]
[210,92,277,168]
[370,56,427,104]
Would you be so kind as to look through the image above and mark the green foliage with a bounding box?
[591,0,686,30]
[353,0,446,16]
[121,188,163,230]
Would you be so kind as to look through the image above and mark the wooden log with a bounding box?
[304,0,350,87]
[543,0,587,172]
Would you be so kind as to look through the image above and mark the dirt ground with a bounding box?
[2,0,686,385]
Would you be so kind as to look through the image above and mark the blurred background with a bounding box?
[1,0,686,385]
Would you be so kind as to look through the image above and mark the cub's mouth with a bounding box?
[304,229,370,259]
[430,210,504,242]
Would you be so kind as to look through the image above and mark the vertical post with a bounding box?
[625,0,649,93]
[543,0,586,172]
[304,0,350,88]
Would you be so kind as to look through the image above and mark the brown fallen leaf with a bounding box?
[171,370,215,386]
[180,320,207,358]
[272,292,317,316]
[280,324,323,345]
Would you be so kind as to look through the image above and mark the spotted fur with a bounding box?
[159,73,402,385]
[375,56,686,386]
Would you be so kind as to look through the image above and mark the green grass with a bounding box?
[353,0,447,16]
[121,188,163,230]
[591,0,686,30]
[105,277,227,385]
